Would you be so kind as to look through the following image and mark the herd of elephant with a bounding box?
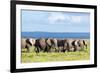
[21,38,88,53]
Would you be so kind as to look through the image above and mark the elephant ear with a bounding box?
[40,38,46,46]
[53,38,57,44]
[26,39,32,46]
[75,40,78,46]
[46,39,52,46]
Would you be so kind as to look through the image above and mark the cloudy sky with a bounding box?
[21,10,90,33]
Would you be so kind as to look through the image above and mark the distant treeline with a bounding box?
[21,32,90,39]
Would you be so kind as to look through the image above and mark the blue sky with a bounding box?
[21,10,90,33]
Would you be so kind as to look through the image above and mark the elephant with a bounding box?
[34,38,47,53]
[21,38,26,49]
[57,39,76,52]
[57,39,70,52]
[21,38,36,52]
[45,38,58,52]
[50,38,58,52]
[45,38,52,52]
[65,39,75,52]
[71,39,83,51]
[77,40,87,51]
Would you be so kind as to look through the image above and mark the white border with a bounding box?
[16,4,94,69]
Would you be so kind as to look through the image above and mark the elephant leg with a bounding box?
[59,47,62,52]
[43,47,47,52]
[36,47,40,53]
[25,45,29,52]
[69,47,74,52]
[66,47,70,52]
[62,49,66,52]
[85,44,87,49]
[54,47,58,52]
[35,47,38,53]
[74,46,77,51]
[82,46,84,51]
[58,47,60,52]
[48,46,52,52]
[62,47,65,52]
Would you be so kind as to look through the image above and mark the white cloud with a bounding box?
[48,13,66,24]
[48,12,83,24]
[71,16,81,23]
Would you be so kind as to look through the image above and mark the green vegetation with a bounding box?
[21,46,90,63]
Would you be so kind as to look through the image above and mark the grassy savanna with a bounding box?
[21,39,90,63]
